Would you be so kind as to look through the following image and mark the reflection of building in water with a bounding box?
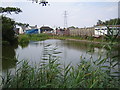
[94,48,106,53]
[29,41,43,47]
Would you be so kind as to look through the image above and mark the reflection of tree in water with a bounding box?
[29,41,43,47]
[61,40,101,53]
[19,42,29,49]
[2,44,18,70]
[62,40,120,78]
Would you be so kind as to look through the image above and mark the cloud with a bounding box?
[1,1,118,28]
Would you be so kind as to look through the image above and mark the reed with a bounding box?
[2,44,119,88]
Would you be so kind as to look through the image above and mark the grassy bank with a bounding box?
[51,35,119,44]
[18,34,50,43]
[18,34,119,49]
[18,34,119,44]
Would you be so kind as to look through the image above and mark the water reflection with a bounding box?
[29,41,44,47]
[60,40,105,54]
[2,39,120,77]
[108,46,120,77]
[2,44,18,71]
[19,42,29,49]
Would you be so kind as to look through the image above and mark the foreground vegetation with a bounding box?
[2,60,119,88]
[2,44,120,88]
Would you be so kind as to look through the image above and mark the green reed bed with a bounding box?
[18,33,119,46]
[28,34,50,41]
[18,34,50,43]
[2,56,119,88]
[2,44,120,88]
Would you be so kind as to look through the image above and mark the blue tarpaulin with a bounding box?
[25,29,38,34]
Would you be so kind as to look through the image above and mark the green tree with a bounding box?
[96,18,120,25]
[97,20,103,25]
[15,22,29,27]
[0,7,22,14]
[2,15,17,44]
[1,7,22,45]
[104,18,120,25]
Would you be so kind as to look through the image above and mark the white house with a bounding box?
[94,26,107,37]
[94,25,120,37]
[19,27,24,34]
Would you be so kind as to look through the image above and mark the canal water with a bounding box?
[2,39,120,76]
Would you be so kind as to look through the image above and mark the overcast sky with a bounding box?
[1,0,119,28]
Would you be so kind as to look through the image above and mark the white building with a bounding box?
[94,25,120,37]
[19,26,24,34]
[94,26,107,37]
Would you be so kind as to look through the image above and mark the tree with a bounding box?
[96,18,120,26]
[104,18,120,25]
[0,7,22,14]
[69,26,76,29]
[15,22,29,27]
[1,7,22,45]
[2,15,17,44]
[97,20,103,25]
[31,0,49,6]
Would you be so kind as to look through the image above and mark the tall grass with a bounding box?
[18,34,29,44]
[18,34,50,44]
[2,45,120,88]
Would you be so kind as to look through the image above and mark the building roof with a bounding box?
[108,25,120,27]
[95,25,120,27]
[29,25,37,29]
[40,26,53,31]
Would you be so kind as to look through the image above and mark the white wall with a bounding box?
[38,28,41,34]
[94,26,107,36]
[95,26,120,36]
[19,27,24,34]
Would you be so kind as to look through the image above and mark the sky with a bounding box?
[1,0,119,28]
